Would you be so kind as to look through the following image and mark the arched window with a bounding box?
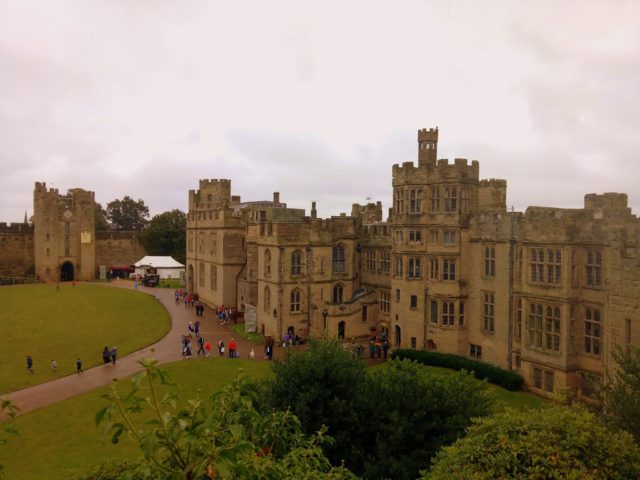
[264,249,271,277]
[332,244,345,273]
[264,286,271,312]
[291,250,302,275]
[290,288,301,312]
[333,283,344,304]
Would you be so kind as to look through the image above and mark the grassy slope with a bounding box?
[0,284,170,393]
[0,358,273,480]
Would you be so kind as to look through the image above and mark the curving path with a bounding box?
[4,282,264,416]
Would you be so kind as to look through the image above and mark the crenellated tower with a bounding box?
[418,127,438,166]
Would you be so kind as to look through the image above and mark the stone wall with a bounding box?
[0,223,34,276]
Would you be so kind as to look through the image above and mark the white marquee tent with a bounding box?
[133,256,185,279]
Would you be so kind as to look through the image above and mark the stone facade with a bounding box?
[0,182,146,281]
[187,127,640,397]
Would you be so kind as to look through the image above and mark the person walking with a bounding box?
[76,358,83,374]
[110,346,118,365]
[218,339,225,357]
[26,355,34,374]
[228,338,237,359]
[51,359,58,370]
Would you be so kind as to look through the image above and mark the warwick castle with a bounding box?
[1,128,638,398]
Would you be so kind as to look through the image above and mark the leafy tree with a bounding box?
[263,339,368,466]
[0,400,19,479]
[602,345,640,442]
[139,210,186,264]
[95,202,111,232]
[263,340,494,479]
[422,406,640,480]
[93,359,355,480]
[106,196,149,231]
[357,360,494,480]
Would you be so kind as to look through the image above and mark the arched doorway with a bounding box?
[188,264,194,292]
[338,321,345,339]
[60,262,74,281]
[395,325,401,347]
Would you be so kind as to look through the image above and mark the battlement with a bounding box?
[34,182,59,195]
[479,178,507,187]
[584,193,628,210]
[190,179,233,210]
[0,222,33,233]
[198,178,231,190]
[417,127,438,142]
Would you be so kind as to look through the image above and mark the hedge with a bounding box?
[391,349,524,391]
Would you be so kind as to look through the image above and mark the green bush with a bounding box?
[391,349,523,391]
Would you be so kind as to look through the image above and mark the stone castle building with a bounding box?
[0,183,146,281]
[187,127,639,398]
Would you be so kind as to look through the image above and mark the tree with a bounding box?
[422,406,640,480]
[263,340,494,480]
[0,400,19,480]
[263,339,368,467]
[106,196,149,231]
[93,359,355,480]
[139,210,186,264]
[95,202,111,232]
[357,360,493,480]
[602,345,640,442]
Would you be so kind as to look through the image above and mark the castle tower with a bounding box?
[33,182,96,282]
[418,127,438,166]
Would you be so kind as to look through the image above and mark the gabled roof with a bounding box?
[133,256,185,268]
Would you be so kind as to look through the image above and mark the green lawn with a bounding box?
[0,358,273,480]
[0,284,171,393]
[233,323,265,344]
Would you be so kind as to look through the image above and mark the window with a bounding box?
[210,265,217,291]
[459,302,465,326]
[408,257,421,278]
[290,289,301,312]
[529,303,543,348]
[442,302,455,326]
[409,189,422,213]
[544,371,554,392]
[431,187,440,212]
[533,367,542,389]
[584,307,601,355]
[430,230,439,244]
[545,306,561,352]
[396,289,400,302]
[395,256,403,277]
[482,292,495,333]
[410,295,418,309]
[444,186,458,213]
[366,250,376,271]
[443,230,457,244]
[470,344,482,359]
[264,249,271,277]
[515,297,522,340]
[332,244,345,273]
[586,250,602,287]
[581,372,601,398]
[394,189,405,214]
[430,257,439,280]
[395,229,404,244]
[460,187,470,213]
[291,250,302,275]
[409,230,422,243]
[264,286,271,312]
[411,337,417,348]
[198,262,205,287]
[380,251,391,273]
[430,301,438,323]
[443,259,456,280]
[333,283,344,304]
[380,291,390,313]
[530,247,561,285]
[484,246,495,277]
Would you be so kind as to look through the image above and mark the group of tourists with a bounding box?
[24,355,84,374]
[368,334,390,361]
[102,346,118,365]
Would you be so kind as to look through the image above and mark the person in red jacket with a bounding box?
[228,338,237,358]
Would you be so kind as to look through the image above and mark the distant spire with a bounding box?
[23,210,28,224]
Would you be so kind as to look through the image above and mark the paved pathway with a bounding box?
[5,282,263,416]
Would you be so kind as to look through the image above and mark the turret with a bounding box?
[418,127,438,166]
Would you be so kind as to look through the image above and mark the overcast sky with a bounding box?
[1,0,639,223]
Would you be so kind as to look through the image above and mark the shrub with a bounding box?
[391,349,523,391]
